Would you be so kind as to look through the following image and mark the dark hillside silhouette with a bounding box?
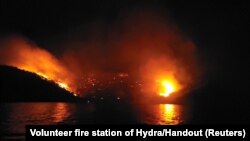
[0,65,79,102]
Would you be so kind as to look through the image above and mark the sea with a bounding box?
[0,102,187,140]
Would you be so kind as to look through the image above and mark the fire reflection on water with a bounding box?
[50,103,184,125]
[52,103,70,123]
[0,102,184,136]
[137,104,183,125]
[158,104,182,125]
[48,103,184,125]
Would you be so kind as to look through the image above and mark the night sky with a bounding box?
[0,0,249,104]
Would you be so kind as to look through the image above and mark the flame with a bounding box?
[0,36,77,94]
[27,69,74,93]
[159,80,175,97]
[20,64,75,94]
[0,8,199,99]
[57,82,69,89]
[36,73,70,90]
[36,72,49,79]
[156,76,179,97]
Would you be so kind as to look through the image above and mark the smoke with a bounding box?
[0,8,199,98]
[60,9,199,97]
[0,35,77,93]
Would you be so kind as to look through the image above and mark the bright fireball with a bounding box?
[159,80,175,97]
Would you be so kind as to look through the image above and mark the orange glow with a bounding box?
[136,104,183,125]
[57,82,69,90]
[159,80,175,97]
[36,72,49,79]
[37,73,71,90]
[0,8,199,98]
[0,37,77,94]
[155,75,180,98]
[19,58,76,94]
[21,66,75,94]
[52,103,70,123]
[159,104,182,125]
[17,54,76,93]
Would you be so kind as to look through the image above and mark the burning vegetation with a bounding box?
[0,9,199,101]
[0,36,77,94]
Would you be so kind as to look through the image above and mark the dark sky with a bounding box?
[0,0,249,87]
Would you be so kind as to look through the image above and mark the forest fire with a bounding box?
[0,36,77,94]
[17,62,75,94]
[154,74,181,98]
[37,73,70,90]
[0,9,199,101]
[158,80,175,97]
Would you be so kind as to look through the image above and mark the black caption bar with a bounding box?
[26,125,249,140]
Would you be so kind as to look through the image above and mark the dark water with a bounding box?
[0,102,185,140]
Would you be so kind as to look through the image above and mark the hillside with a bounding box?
[0,65,80,102]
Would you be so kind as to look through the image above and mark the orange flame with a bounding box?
[158,80,175,97]
[0,36,77,94]
[155,74,181,98]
